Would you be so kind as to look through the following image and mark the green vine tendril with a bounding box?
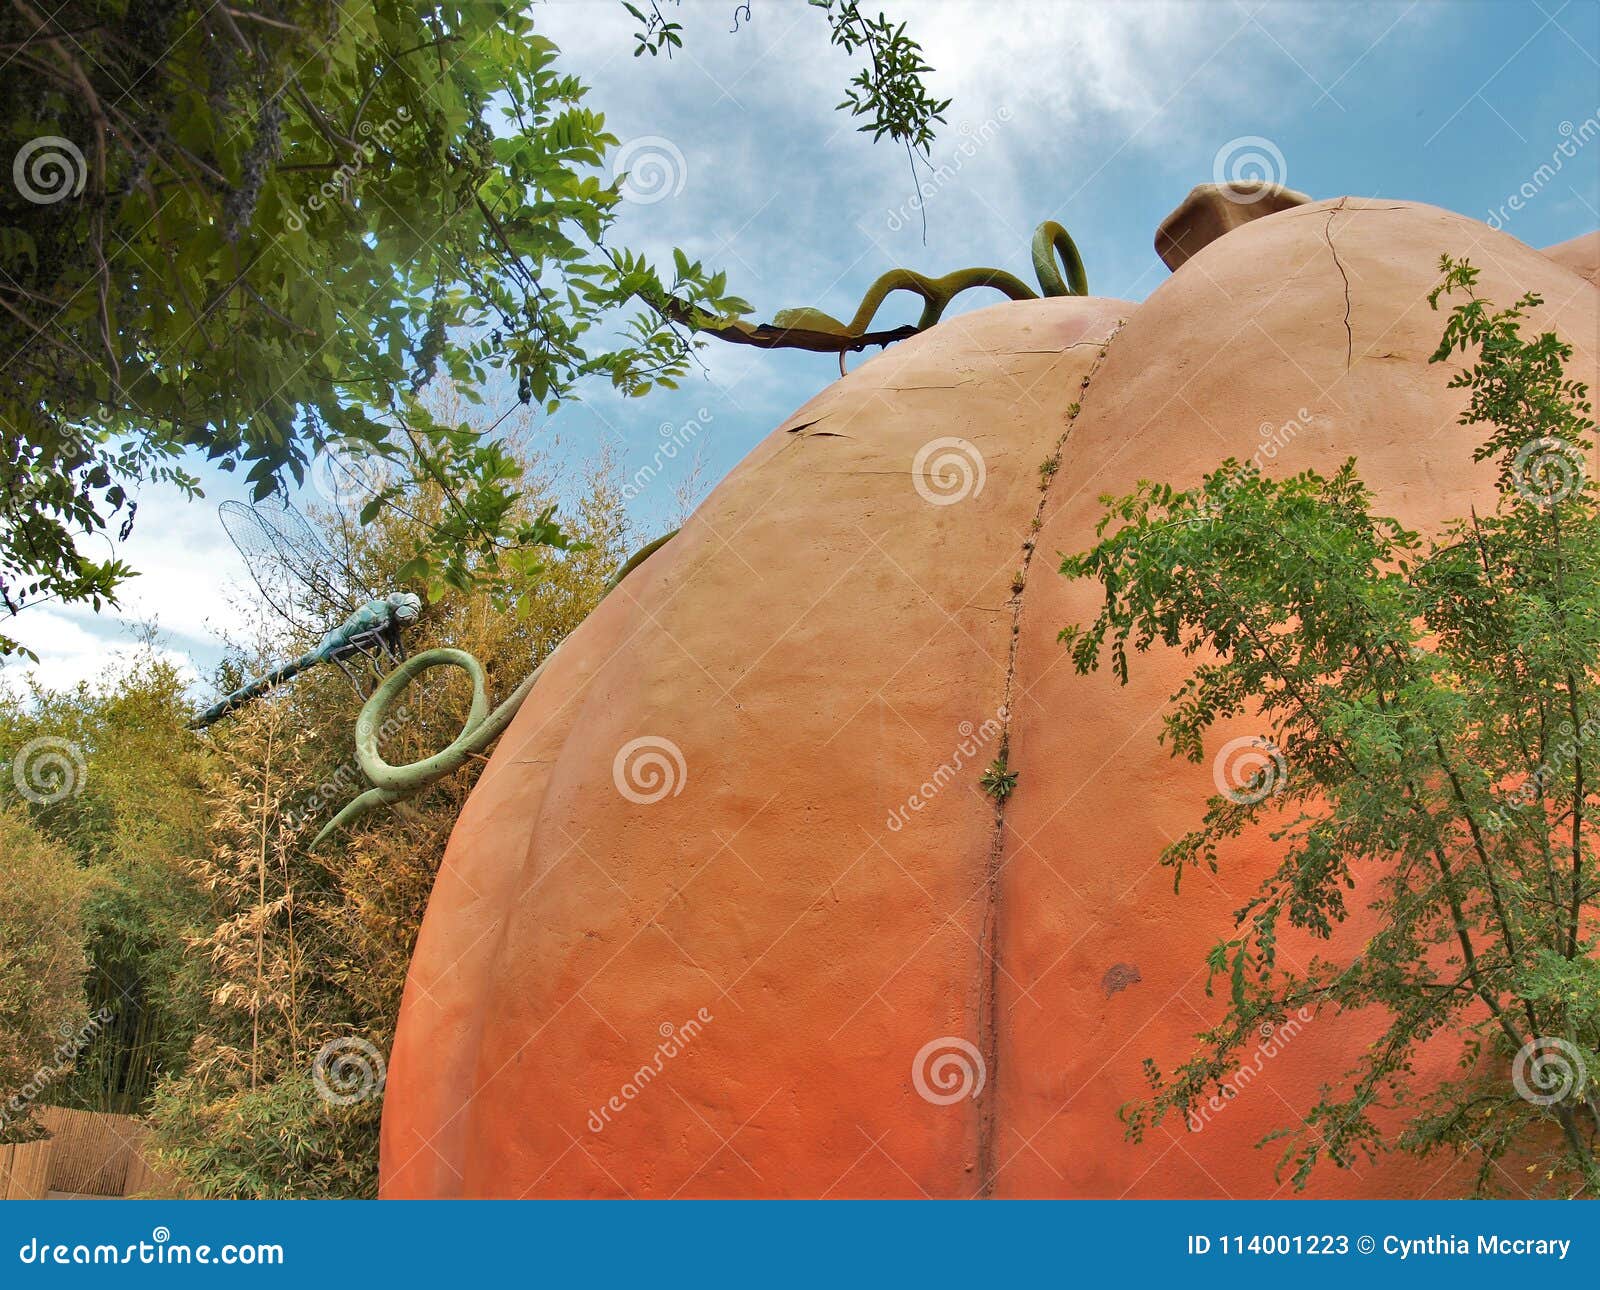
[312,530,678,846]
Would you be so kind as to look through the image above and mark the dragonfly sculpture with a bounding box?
[190,499,426,728]
[191,589,423,728]
[193,494,680,847]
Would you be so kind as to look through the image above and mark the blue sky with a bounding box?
[6,0,1598,694]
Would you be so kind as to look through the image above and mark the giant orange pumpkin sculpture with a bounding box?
[380,193,1599,1198]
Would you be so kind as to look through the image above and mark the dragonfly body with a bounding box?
[192,592,422,728]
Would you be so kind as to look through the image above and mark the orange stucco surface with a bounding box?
[382,199,1597,1198]
[1544,230,1600,286]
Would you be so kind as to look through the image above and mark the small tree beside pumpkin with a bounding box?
[1059,258,1600,1196]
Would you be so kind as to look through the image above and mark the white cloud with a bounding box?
[0,606,198,700]
[2,475,247,697]
[6,1,1443,694]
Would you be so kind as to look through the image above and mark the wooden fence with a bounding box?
[0,1107,179,1199]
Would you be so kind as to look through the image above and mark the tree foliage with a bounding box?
[0,805,91,1142]
[626,0,952,160]
[0,0,944,658]
[0,653,210,1117]
[145,430,629,1197]
[817,1,950,155]
[0,390,629,1190]
[1059,259,1600,1195]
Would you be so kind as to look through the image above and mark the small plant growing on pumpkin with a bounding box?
[980,753,1018,802]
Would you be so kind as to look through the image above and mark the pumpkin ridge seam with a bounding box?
[973,315,1127,1197]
